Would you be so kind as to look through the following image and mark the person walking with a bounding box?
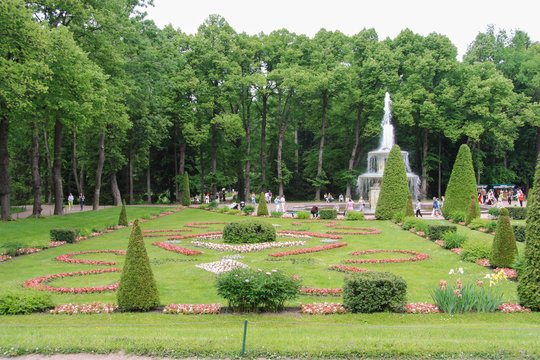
[345,198,354,216]
[67,193,74,211]
[518,189,525,207]
[415,199,423,218]
[280,195,286,213]
[78,193,85,211]
[274,196,280,212]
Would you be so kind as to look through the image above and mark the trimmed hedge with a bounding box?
[449,211,466,223]
[507,206,527,220]
[375,145,411,220]
[468,219,497,232]
[427,225,457,240]
[257,192,268,216]
[319,209,337,219]
[512,225,526,242]
[465,195,479,225]
[401,217,428,233]
[460,239,491,263]
[488,207,500,218]
[117,219,160,312]
[343,271,407,313]
[296,211,310,219]
[223,220,276,244]
[490,208,518,268]
[346,211,365,221]
[181,172,191,206]
[50,228,80,243]
[242,205,255,215]
[443,144,479,220]
[118,199,128,226]
[518,155,540,311]
[405,194,415,218]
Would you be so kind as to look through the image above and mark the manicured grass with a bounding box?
[0,207,537,359]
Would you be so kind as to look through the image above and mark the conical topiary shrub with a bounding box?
[405,194,414,218]
[257,192,268,216]
[118,199,128,226]
[375,145,410,220]
[181,172,191,206]
[443,144,479,220]
[518,155,540,310]
[117,219,160,311]
[490,208,518,268]
[465,195,479,225]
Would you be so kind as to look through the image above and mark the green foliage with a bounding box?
[461,239,492,262]
[118,199,128,226]
[427,225,457,240]
[392,212,405,223]
[401,217,428,233]
[296,211,310,219]
[0,292,54,315]
[117,220,160,312]
[431,281,503,314]
[208,201,219,209]
[375,145,411,220]
[319,209,337,219]
[218,206,229,213]
[488,207,500,218]
[343,272,407,313]
[442,232,467,249]
[506,207,527,220]
[229,209,241,215]
[468,219,497,232]
[512,225,526,242]
[513,254,526,278]
[346,212,365,221]
[181,172,191,206]
[270,211,282,218]
[199,204,209,210]
[443,145,479,220]
[216,268,300,312]
[465,195,479,225]
[242,205,255,215]
[449,211,467,223]
[50,229,80,243]
[518,156,540,311]
[256,192,268,216]
[405,195,415,218]
[222,220,276,244]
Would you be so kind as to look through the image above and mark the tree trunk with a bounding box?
[31,118,42,217]
[260,95,268,192]
[174,141,179,202]
[53,119,64,215]
[438,133,442,198]
[92,131,105,210]
[277,131,285,196]
[315,92,328,201]
[0,113,11,220]
[346,99,363,199]
[421,128,429,199]
[128,141,134,205]
[178,141,186,203]
[294,129,299,173]
[245,122,251,202]
[200,145,205,201]
[71,131,81,194]
[42,126,54,204]
[146,150,151,204]
[211,123,217,196]
[111,172,122,206]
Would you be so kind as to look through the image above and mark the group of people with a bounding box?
[478,188,525,207]
[66,193,85,211]
[414,197,443,218]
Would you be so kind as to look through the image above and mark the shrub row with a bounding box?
[50,229,80,243]
[223,220,276,244]
[427,225,457,240]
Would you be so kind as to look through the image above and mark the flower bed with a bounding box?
[497,302,531,313]
[195,259,248,274]
[277,230,342,239]
[450,248,462,255]
[22,268,122,293]
[404,302,440,314]
[55,250,126,265]
[50,302,118,314]
[152,242,202,256]
[167,232,223,241]
[330,227,381,235]
[345,249,429,264]
[434,240,444,247]
[330,265,369,273]
[476,258,491,267]
[143,229,192,233]
[301,302,346,315]
[185,222,229,228]
[190,240,306,253]
[292,220,338,227]
[299,287,343,296]
[494,268,517,279]
[163,303,221,314]
[49,241,67,248]
[0,255,12,263]
[268,243,348,257]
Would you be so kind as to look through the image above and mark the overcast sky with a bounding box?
[144,0,539,60]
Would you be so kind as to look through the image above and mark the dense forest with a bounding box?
[1,0,539,220]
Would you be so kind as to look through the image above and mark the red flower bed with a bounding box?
[498,302,531,313]
[405,302,440,314]
[185,222,229,228]
[167,231,223,240]
[277,230,343,239]
[299,287,343,296]
[292,220,338,227]
[494,267,517,279]
[268,243,347,257]
[142,229,192,237]
[345,249,429,264]
[22,268,122,293]
[152,242,203,256]
[327,227,380,235]
[56,250,126,265]
[330,265,369,273]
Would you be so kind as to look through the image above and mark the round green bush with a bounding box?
[296,211,310,219]
[242,205,255,215]
[319,209,337,219]
[222,220,276,244]
[488,207,500,218]
[490,208,518,268]
[442,232,467,249]
[343,271,407,313]
[257,192,269,216]
[117,219,160,312]
[346,211,365,221]
[443,144,479,220]
[375,145,411,220]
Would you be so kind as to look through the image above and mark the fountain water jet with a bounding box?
[356,93,420,208]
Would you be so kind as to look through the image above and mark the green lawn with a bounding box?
[0,207,537,359]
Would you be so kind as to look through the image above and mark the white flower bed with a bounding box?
[320,239,338,243]
[195,259,249,274]
[190,240,306,253]
[222,254,244,260]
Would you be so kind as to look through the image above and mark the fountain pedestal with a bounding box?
[369,186,380,210]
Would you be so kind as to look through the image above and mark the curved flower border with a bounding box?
[55,250,126,265]
[185,222,230,228]
[167,232,223,241]
[299,287,343,296]
[269,242,347,257]
[152,242,203,256]
[330,264,370,273]
[277,230,342,240]
[301,302,346,314]
[328,227,381,235]
[190,240,306,253]
[22,268,122,293]
[163,303,221,314]
[345,249,429,264]
[292,220,338,227]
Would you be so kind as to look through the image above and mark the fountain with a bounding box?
[356,93,420,209]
